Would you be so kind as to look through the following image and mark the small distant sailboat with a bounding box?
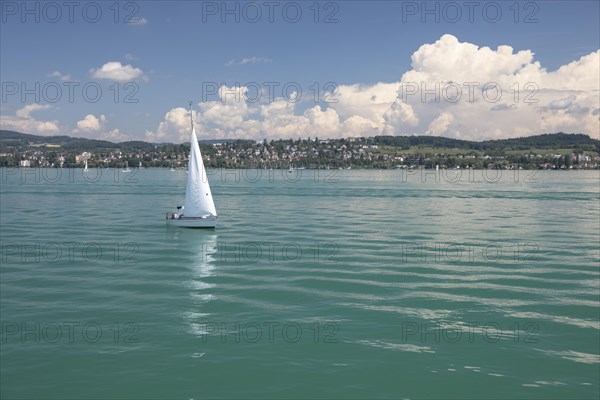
[84,159,88,172]
[122,162,131,173]
[166,103,218,229]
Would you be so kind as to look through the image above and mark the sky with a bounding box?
[1,0,599,142]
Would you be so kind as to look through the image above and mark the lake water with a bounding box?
[1,168,599,399]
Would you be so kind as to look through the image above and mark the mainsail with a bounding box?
[183,126,217,217]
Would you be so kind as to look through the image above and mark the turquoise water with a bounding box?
[1,168,599,399]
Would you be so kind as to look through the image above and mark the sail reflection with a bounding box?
[176,232,219,338]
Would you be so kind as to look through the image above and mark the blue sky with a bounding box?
[1,1,599,142]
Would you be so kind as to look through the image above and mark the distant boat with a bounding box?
[84,159,88,172]
[122,162,131,173]
[166,103,218,229]
[288,166,294,173]
[138,161,143,169]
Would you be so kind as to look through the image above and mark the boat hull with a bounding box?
[166,216,218,228]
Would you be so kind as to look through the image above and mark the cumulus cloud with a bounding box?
[382,99,419,134]
[145,88,345,142]
[427,112,454,136]
[73,114,127,141]
[48,70,72,81]
[148,35,599,142]
[90,61,146,82]
[15,104,51,118]
[1,104,60,134]
[145,107,198,142]
[331,82,399,124]
[100,128,127,141]
[76,114,107,131]
[337,34,599,140]
[1,106,128,140]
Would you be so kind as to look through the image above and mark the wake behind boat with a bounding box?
[166,103,218,229]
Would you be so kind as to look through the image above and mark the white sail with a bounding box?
[183,127,217,218]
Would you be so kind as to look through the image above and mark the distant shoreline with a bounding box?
[2,166,598,171]
[2,130,598,170]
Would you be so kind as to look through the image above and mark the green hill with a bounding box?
[371,133,599,152]
[0,130,119,152]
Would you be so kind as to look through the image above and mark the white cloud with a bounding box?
[124,53,137,61]
[15,104,51,118]
[76,114,106,131]
[427,112,454,136]
[101,128,127,141]
[341,115,381,137]
[145,107,198,142]
[148,35,599,142]
[90,61,146,82]
[72,114,127,141]
[382,99,419,134]
[1,105,132,141]
[198,86,255,130]
[337,34,600,140]
[1,104,59,134]
[48,70,72,81]
[146,89,345,142]
[305,105,340,136]
[330,82,399,125]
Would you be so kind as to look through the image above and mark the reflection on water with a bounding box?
[166,229,218,337]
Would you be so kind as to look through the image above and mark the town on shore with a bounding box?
[1,130,598,170]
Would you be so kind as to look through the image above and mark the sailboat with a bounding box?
[166,103,218,229]
[122,161,131,173]
[84,159,88,172]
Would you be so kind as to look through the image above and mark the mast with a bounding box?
[189,101,193,131]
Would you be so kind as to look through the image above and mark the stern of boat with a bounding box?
[166,213,218,228]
